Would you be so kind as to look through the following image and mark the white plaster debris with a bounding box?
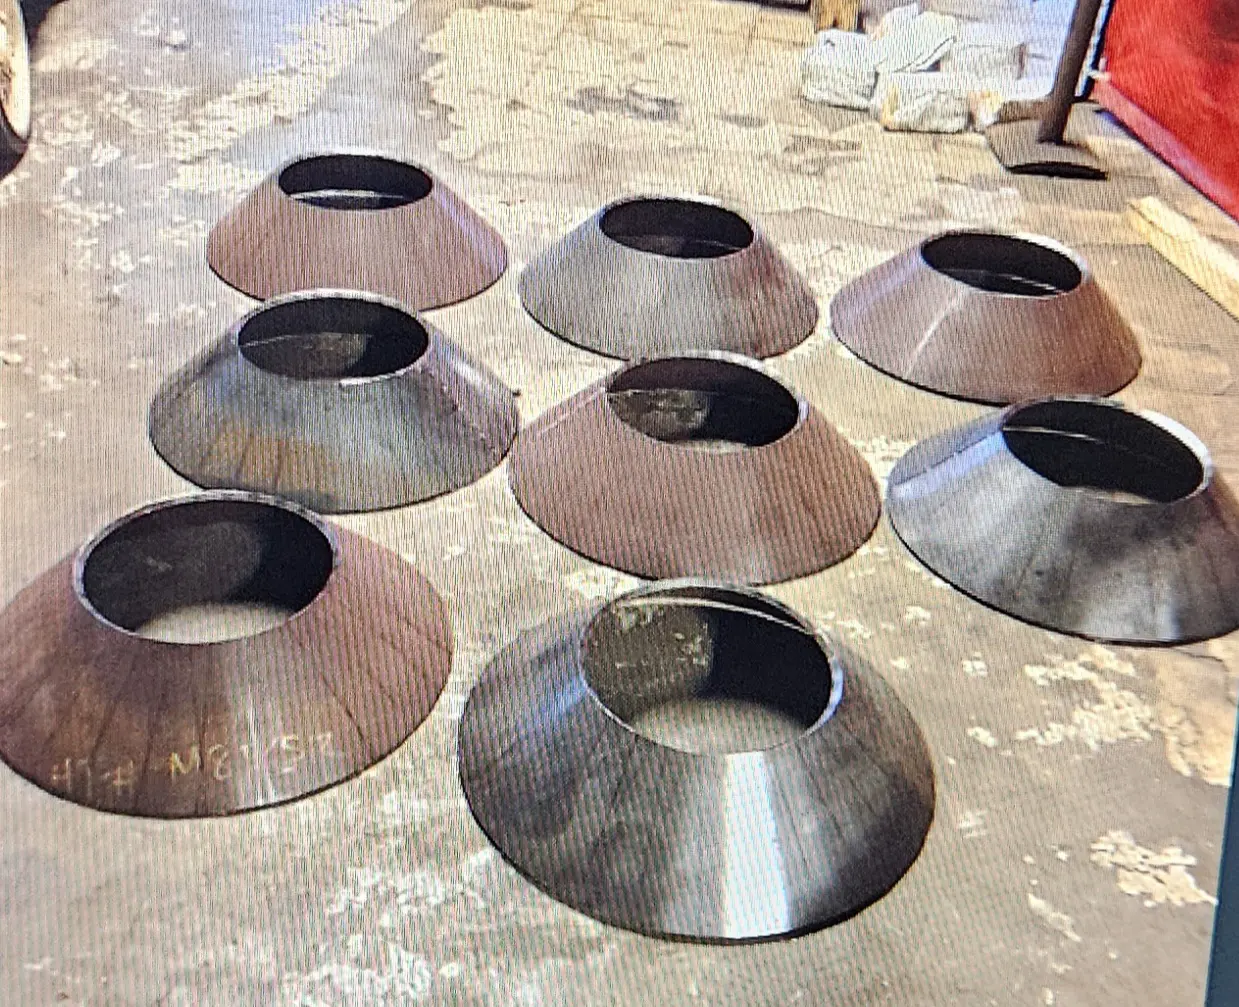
[286,942,434,1003]
[1151,647,1237,786]
[326,867,450,920]
[33,37,118,73]
[890,656,911,671]
[958,809,988,838]
[1016,648,1154,753]
[962,654,988,678]
[802,0,1069,132]
[1027,894,1081,942]
[967,726,998,748]
[1090,832,1218,908]
[802,31,878,110]
[818,613,874,642]
[875,71,973,133]
[873,4,920,40]
[563,566,641,602]
[156,217,209,248]
[969,74,1053,128]
[942,21,1027,80]
[109,250,137,274]
[872,12,959,73]
[904,605,932,625]
[849,434,916,485]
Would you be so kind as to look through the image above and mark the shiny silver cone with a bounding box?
[149,290,519,513]
[459,581,935,942]
[519,196,818,359]
[830,230,1141,404]
[888,397,1239,643]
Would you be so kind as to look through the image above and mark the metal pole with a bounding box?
[1036,0,1105,144]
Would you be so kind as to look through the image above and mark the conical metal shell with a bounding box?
[206,151,508,309]
[149,290,519,514]
[830,230,1141,404]
[0,492,453,817]
[508,353,881,584]
[518,196,818,359]
[887,397,1239,643]
[459,581,936,942]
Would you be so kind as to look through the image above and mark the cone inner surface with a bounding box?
[278,154,434,211]
[582,586,835,754]
[80,499,335,643]
[1,0,31,140]
[600,198,754,258]
[921,232,1083,296]
[238,297,430,380]
[607,358,799,451]
[1002,400,1205,504]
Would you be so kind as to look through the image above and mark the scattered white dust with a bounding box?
[1090,831,1217,908]
[1027,894,1081,943]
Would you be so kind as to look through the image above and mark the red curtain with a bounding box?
[1095,0,1239,220]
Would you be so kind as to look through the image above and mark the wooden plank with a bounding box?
[1127,195,1239,321]
[810,0,859,32]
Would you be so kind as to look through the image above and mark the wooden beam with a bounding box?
[810,0,860,32]
[1127,196,1239,322]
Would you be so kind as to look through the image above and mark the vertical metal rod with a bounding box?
[1036,0,1105,144]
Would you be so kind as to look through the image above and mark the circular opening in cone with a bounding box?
[78,498,335,643]
[1,0,31,141]
[1002,400,1205,504]
[607,358,800,450]
[278,154,434,211]
[582,585,836,754]
[921,232,1082,296]
[237,296,430,380]
[600,198,754,259]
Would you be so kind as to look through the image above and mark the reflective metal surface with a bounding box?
[0,492,453,817]
[0,0,31,156]
[459,582,936,942]
[831,230,1141,404]
[509,353,881,583]
[519,196,818,359]
[149,290,519,513]
[888,397,1239,643]
[207,151,508,309]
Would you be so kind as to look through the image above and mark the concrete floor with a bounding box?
[1,0,1237,1003]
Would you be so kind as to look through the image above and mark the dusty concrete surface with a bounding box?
[0,0,1236,1004]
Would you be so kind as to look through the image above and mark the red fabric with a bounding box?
[1098,0,1239,221]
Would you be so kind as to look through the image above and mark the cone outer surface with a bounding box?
[830,229,1142,404]
[458,581,936,942]
[508,352,882,584]
[518,195,819,359]
[887,396,1239,643]
[0,492,454,817]
[149,289,519,514]
[206,150,508,309]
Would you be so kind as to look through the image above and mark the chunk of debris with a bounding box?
[802,30,879,110]
[875,72,974,132]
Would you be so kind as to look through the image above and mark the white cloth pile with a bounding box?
[801,0,1059,133]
